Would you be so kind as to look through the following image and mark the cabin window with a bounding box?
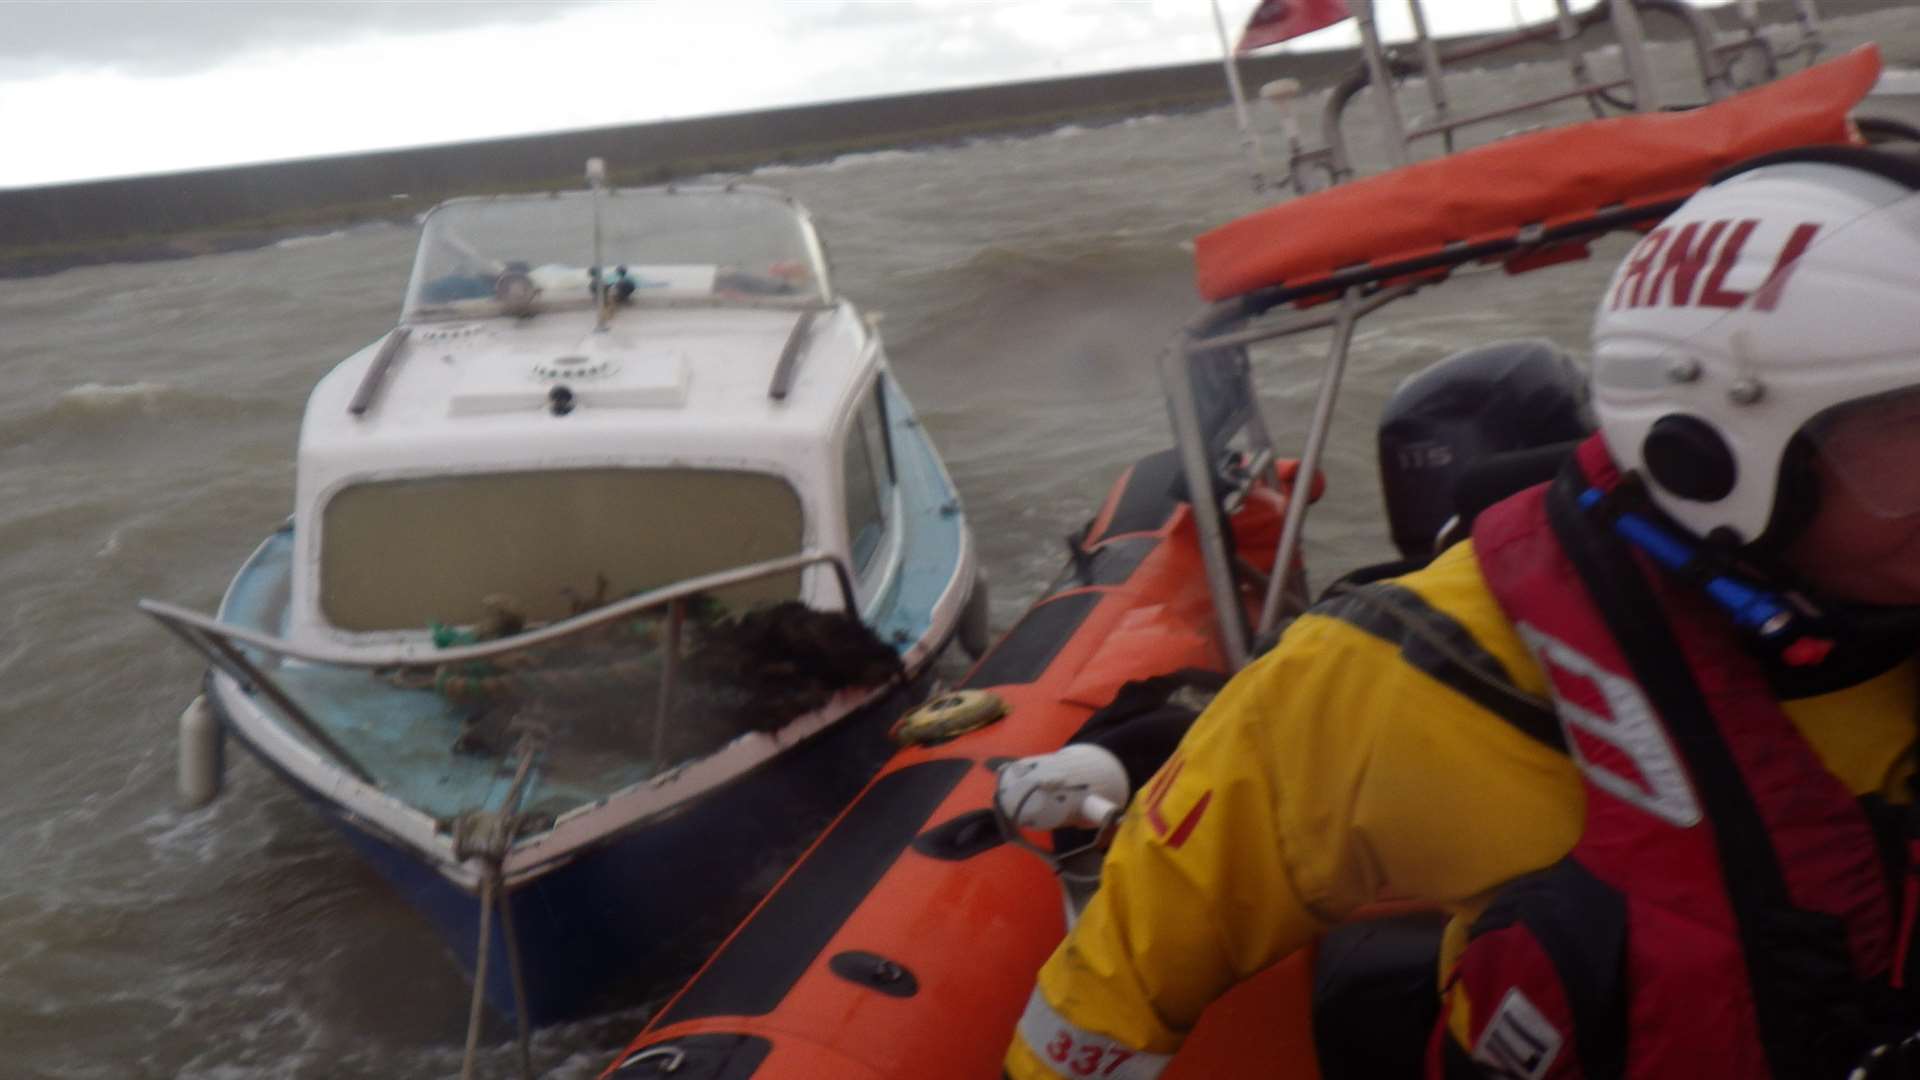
[319,468,803,633]
[844,388,892,574]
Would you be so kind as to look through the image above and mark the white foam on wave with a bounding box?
[140,804,230,867]
[756,147,930,177]
[56,381,175,413]
[1050,124,1088,139]
[272,229,349,251]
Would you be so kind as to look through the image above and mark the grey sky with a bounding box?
[3,1,595,77]
[0,0,1762,188]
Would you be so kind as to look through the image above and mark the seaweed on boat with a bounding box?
[400,594,904,777]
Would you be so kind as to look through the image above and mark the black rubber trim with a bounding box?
[1094,449,1184,541]
[656,759,971,1024]
[1050,536,1158,593]
[1545,467,1845,1079]
[827,951,918,998]
[612,1034,772,1078]
[911,808,1005,861]
[962,591,1103,689]
[1314,583,1565,752]
[1714,144,1920,192]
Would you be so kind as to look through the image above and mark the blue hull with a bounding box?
[213,672,925,1025]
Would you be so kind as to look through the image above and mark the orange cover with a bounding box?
[1193,45,1881,302]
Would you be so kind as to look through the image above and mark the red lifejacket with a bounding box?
[1439,436,1903,1079]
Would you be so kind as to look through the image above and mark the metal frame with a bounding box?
[1172,0,1823,669]
[1276,0,1806,195]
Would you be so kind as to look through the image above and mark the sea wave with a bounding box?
[55,380,179,413]
[754,146,932,177]
[271,230,350,251]
[0,382,281,452]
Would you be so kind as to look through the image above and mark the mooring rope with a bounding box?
[456,727,544,1080]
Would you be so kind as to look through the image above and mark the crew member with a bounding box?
[1005,147,1920,1079]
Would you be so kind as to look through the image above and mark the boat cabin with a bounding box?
[285,186,908,656]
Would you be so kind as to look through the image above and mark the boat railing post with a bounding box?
[652,598,683,767]
[1405,0,1454,153]
[1552,0,1606,118]
[1352,0,1413,169]
[1209,0,1269,194]
[1723,0,1779,88]
[1258,289,1362,640]
[1638,0,1731,101]
[1317,70,1370,186]
[1161,335,1252,669]
[1793,0,1824,66]
[588,157,609,331]
[1260,79,1312,194]
[1608,0,1662,113]
[822,555,860,617]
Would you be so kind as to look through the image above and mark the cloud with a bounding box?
[2,0,600,77]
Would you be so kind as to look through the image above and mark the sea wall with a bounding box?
[0,0,1896,260]
[0,51,1354,253]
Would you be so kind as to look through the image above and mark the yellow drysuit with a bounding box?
[1006,539,1917,1079]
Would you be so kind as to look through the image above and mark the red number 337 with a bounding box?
[1044,1029,1136,1076]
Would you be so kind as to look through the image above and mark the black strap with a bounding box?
[1544,465,1862,1078]
[1469,859,1629,1080]
[1315,582,1565,752]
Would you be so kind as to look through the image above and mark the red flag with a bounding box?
[1235,0,1351,53]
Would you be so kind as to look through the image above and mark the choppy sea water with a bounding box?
[1,14,1913,1077]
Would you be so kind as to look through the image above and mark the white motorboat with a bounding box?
[141,171,984,1026]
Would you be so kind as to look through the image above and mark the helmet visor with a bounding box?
[1804,386,1920,519]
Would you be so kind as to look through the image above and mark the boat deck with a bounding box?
[215,371,965,825]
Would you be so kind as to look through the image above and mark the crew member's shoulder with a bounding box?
[1268,540,1560,750]
[1360,540,1546,699]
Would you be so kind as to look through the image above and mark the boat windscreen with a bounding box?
[403,189,828,321]
[318,468,804,633]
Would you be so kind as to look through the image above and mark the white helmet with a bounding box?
[1591,147,1920,547]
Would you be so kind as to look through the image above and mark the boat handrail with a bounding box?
[768,307,824,401]
[141,549,862,788]
[139,548,860,670]
[346,325,412,418]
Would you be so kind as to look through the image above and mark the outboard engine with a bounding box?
[1377,340,1592,560]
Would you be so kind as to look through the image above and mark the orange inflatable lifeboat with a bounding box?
[599,37,1886,1080]
[599,449,1325,1079]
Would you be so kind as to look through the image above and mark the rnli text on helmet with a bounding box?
[1608,219,1821,312]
